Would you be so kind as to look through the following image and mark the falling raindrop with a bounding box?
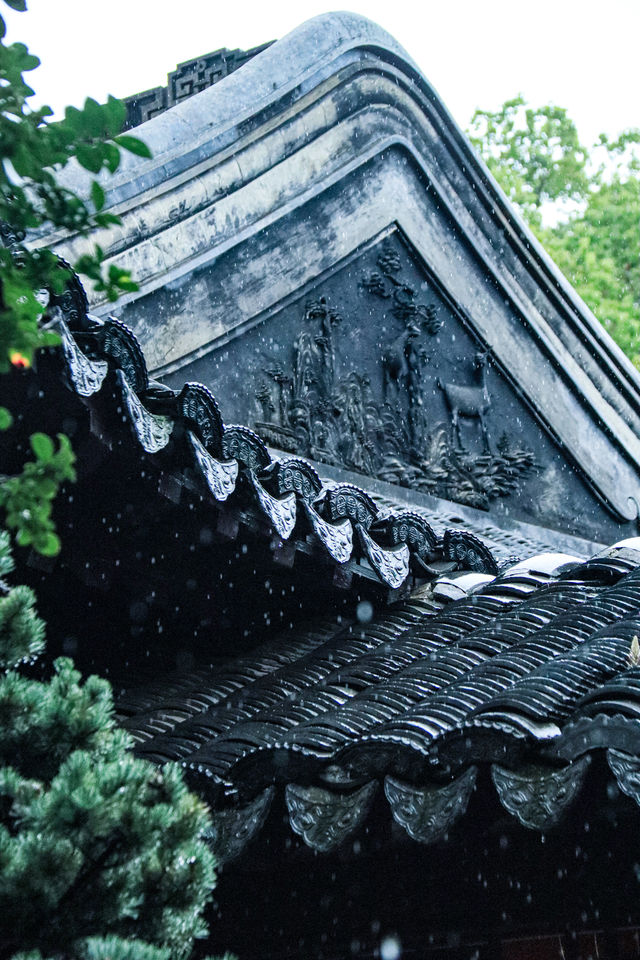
[357,600,373,623]
[380,935,401,960]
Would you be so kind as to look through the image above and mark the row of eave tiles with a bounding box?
[57,310,518,586]
[117,542,640,859]
[54,308,640,857]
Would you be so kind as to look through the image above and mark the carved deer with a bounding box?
[438,351,492,452]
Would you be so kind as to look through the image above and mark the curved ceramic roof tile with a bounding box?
[61,567,640,834]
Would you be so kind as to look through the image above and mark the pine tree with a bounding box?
[0,530,220,960]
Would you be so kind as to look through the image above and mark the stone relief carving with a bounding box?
[384,766,477,844]
[254,242,536,510]
[438,351,491,452]
[491,756,591,830]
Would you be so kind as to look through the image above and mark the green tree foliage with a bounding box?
[0,531,221,960]
[0,431,75,555]
[0,0,152,553]
[468,97,640,366]
[0,0,150,371]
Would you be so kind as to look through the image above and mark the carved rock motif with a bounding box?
[203,786,275,865]
[285,781,377,852]
[117,371,173,453]
[491,756,591,830]
[253,241,535,510]
[384,766,477,844]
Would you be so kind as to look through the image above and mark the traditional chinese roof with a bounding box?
[12,288,640,872]
[12,20,640,934]
[115,539,640,864]
[9,282,598,606]
[40,13,640,546]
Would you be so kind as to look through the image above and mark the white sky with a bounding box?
[4,0,639,145]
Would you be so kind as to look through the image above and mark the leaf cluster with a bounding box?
[0,0,151,370]
[468,97,640,365]
[0,431,76,555]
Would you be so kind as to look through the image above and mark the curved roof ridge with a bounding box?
[51,12,424,206]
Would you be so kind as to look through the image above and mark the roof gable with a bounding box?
[44,12,640,543]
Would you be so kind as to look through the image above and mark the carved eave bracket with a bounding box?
[59,317,108,397]
[285,781,377,852]
[116,370,174,454]
[203,786,275,866]
[384,766,477,844]
[301,501,353,564]
[189,431,238,502]
[357,524,410,589]
[491,757,591,831]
